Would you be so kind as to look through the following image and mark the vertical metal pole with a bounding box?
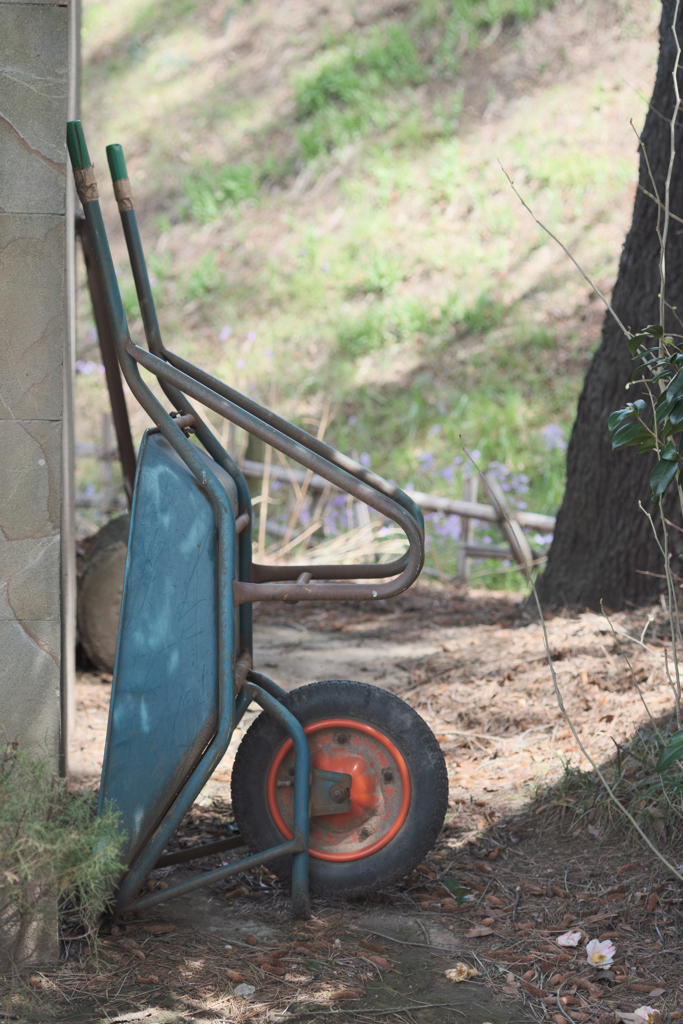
[290,740,311,920]
[457,474,477,583]
[246,683,311,919]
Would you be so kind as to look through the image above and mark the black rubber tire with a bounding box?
[231,680,449,897]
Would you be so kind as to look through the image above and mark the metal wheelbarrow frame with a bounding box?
[66,121,426,920]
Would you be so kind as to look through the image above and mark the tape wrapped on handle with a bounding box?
[113,177,134,212]
[73,165,99,204]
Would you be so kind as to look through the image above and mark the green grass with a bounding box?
[294,25,427,159]
[0,744,125,948]
[546,722,683,850]
[181,156,295,223]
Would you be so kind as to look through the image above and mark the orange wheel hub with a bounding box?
[266,718,411,862]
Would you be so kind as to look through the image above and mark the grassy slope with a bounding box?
[76,0,659,583]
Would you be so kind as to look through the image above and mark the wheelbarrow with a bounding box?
[66,121,448,919]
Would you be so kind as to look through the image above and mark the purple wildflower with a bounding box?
[533,532,554,547]
[542,423,567,452]
[75,360,97,375]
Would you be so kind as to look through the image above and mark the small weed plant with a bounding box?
[0,743,125,963]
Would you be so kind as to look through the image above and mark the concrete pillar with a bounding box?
[0,0,75,773]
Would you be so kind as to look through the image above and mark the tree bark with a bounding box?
[536,0,683,610]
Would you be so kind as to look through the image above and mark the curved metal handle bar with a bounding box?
[160,346,421,583]
[127,340,424,604]
[161,345,425,534]
[104,142,424,596]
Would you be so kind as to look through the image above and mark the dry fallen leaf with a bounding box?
[552,886,570,898]
[465,925,494,938]
[445,963,479,983]
[646,892,658,913]
[359,939,386,953]
[522,980,548,998]
[583,912,615,925]
[225,886,247,901]
[246,933,256,945]
[120,940,145,961]
[331,988,365,1000]
[136,974,159,985]
[143,924,176,934]
[261,963,285,976]
[226,969,245,983]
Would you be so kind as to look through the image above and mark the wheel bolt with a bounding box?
[382,769,394,783]
[330,786,346,803]
[359,827,370,839]
[336,733,349,744]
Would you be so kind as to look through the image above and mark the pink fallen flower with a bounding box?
[585,938,615,967]
[634,1008,661,1023]
[556,930,582,947]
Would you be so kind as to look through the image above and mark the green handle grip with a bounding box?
[66,120,91,170]
[106,144,128,182]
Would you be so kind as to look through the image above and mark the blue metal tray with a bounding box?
[98,430,238,867]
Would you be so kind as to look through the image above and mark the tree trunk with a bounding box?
[536,0,683,610]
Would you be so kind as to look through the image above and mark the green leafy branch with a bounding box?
[609,323,683,504]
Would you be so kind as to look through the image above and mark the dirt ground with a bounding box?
[4,584,680,1024]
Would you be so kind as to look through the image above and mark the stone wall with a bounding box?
[0,0,75,772]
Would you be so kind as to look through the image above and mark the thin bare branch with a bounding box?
[637,182,683,227]
[499,163,631,339]
[662,0,683,328]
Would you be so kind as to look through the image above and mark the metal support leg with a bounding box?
[246,682,311,919]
